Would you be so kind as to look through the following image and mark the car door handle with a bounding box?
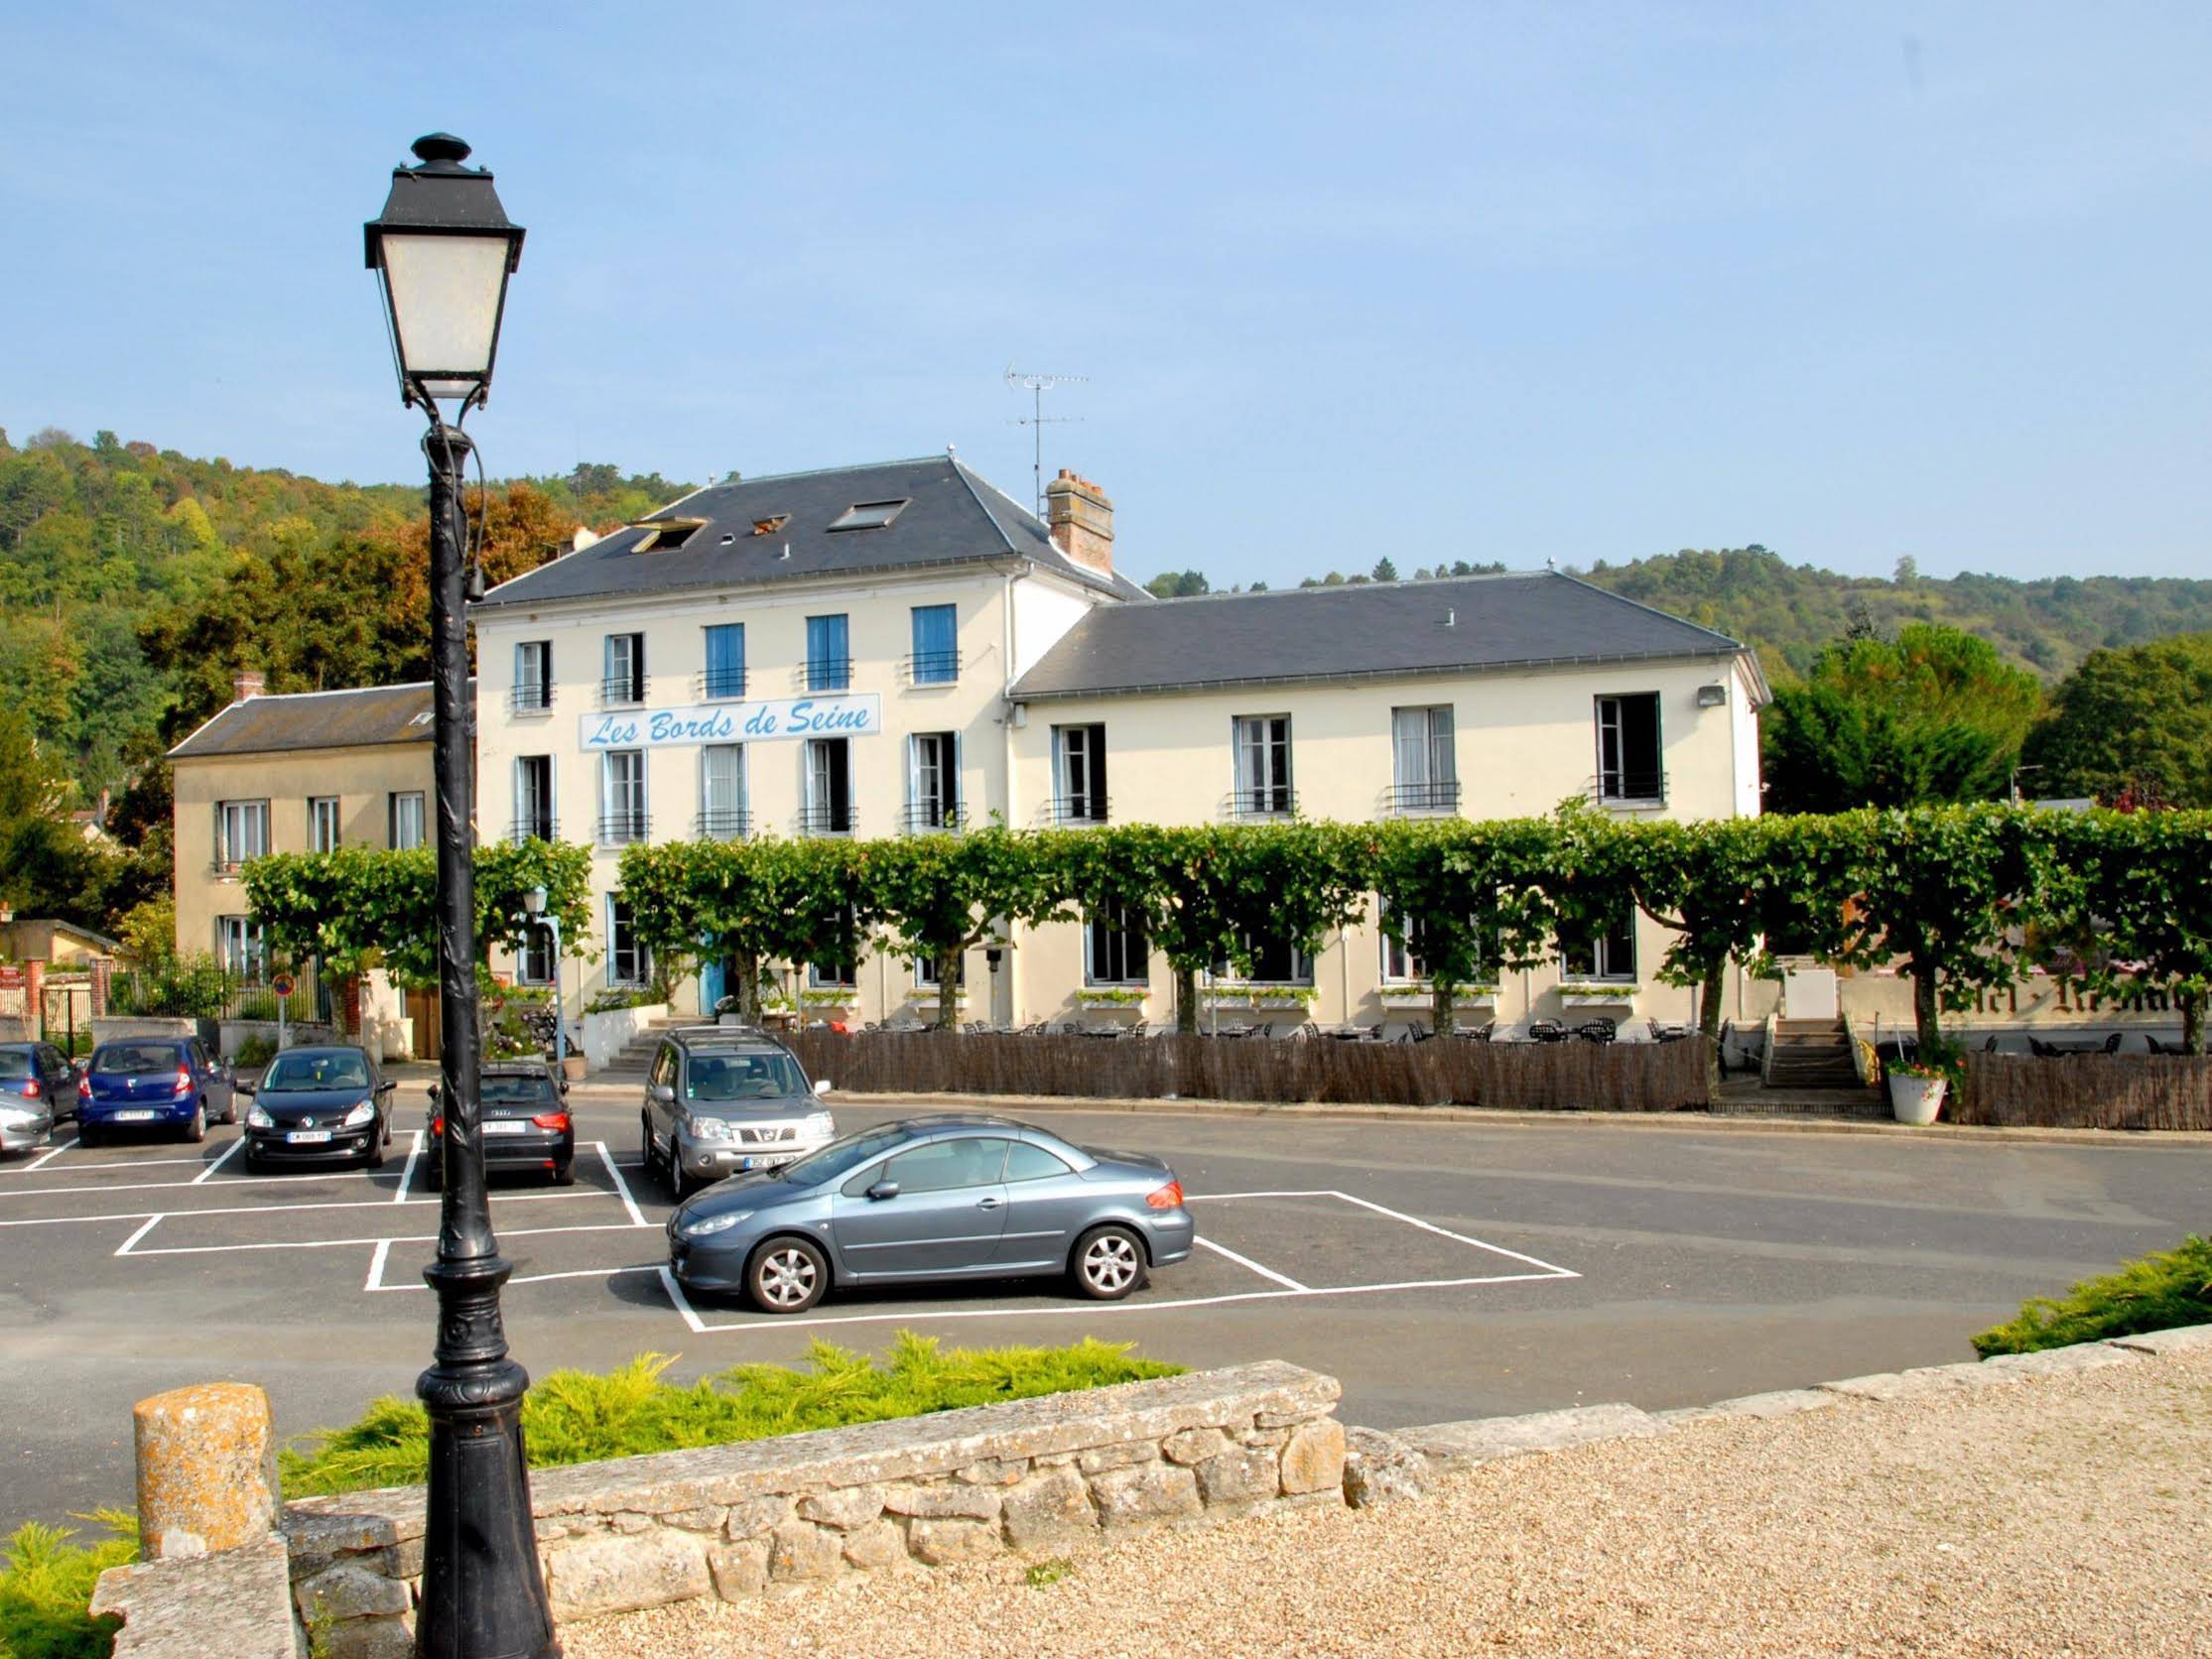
[976,1197,1002,1211]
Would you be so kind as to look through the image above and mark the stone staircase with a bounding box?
[1762,1017,1861,1089]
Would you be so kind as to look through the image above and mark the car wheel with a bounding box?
[670,1158,693,1203]
[182,1103,206,1145]
[551,1159,576,1187]
[639,1116,660,1176]
[365,1129,386,1171]
[746,1236,828,1315]
[219,1100,237,1126]
[1071,1225,1147,1301]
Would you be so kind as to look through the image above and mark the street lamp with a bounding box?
[365,134,554,1659]
[522,885,566,1075]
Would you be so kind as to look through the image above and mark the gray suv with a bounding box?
[640,1026,838,1200]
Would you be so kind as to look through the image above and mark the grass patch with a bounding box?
[1024,1557,1073,1588]
[1972,1234,2212,1356]
[0,1511,135,1659]
[282,1333,1181,1498]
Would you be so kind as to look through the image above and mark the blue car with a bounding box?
[0,1042,77,1153]
[667,1113,1195,1314]
[77,1037,236,1145]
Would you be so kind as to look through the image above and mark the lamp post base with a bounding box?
[415,1252,559,1659]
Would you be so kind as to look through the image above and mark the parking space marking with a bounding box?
[114,1215,164,1256]
[1323,1190,1581,1279]
[598,1142,646,1228]
[0,1185,612,1230]
[1191,1236,1307,1292]
[393,1131,423,1203]
[191,1142,243,1185]
[6,1151,210,1172]
[121,1218,652,1261]
[365,1237,392,1293]
[374,1263,664,1295]
[20,1139,77,1173]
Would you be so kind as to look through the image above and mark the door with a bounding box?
[990,1139,1096,1271]
[828,1136,1011,1278]
[699,961,724,1018]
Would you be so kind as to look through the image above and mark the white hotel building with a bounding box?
[466,454,1768,1035]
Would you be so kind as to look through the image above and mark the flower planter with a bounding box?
[1559,986,1638,1007]
[1887,1072,1947,1125]
[560,1056,588,1083]
[1077,990,1147,1013]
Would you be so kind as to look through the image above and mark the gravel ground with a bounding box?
[563,1350,2212,1659]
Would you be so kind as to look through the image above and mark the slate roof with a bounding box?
[168,683,443,760]
[473,455,1150,610]
[1009,571,1748,701]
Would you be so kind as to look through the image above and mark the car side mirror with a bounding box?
[866,1180,899,1202]
[235,1080,255,1096]
[815,1081,834,1096]
[649,1084,675,1104]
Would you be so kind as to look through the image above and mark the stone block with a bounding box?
[391,1537,425,1580]
[882,1482,1001,1520]
[798,1485,884,1531]
[1396,1403,1665,1468]
[2107,1322,2212,1356]
[545,1531,710,1621]
[295,1562,409,1623]
[133,1382,282,1561]
[955,1457,1030,1485]
[768,1519,846,1583]
[707,1538,770,1600]
[1077,1442,1159,1473]
[998,1466,1097,1550]
[1162,1427,1231,1466]
[908,1517,1002,1565]
[1658,1389,1842,1426]
[1279,1420,1347,1495]
[608,1510,652,1534]
[1979,1344,2140,1380]
[1088,1462,1201,1528]
[91,1534,298,1659]
[842,1518,907,1573]
[1341,1427,1430,1509]
[1253,1407,1326,1430]
[723,1495,791,1541]
[1194,1445,1279,1506]
[662,1505,726,1533]
[318,1615,414,1659]
[1237,1427,1292,1449]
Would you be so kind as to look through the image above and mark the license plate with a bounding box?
[112,1109,158,1122]
[482,1120,529,1136]
[286,1129,333,1145]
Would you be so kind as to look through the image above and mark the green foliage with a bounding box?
[110,951,230,1020]
[1142,570,1210,598]
[1971,1236,2212,1356]
[280,1336,1181,1498]
[0,1510,135,1659]
[857,827,1067,1028]
[233,1035,278,1069]
[2021,634,2212,808]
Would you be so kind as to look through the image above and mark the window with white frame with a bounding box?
[518,924,556,985]
[1214,932,1312,985]
[214,800,269,869]
[215,915,266,977]
[906,731,960,831]
[308,797,341,853]
[1085,902,1149,986]
[1053,724,1107,824]
[514,755,554,842]
[1596,694,1663,802]
[804,738,851,834]
[700,744,746,839]
[1232,715,1293,817]
[513,640,553,711]
[908,603,958,685]
[606,897,651,987]
[600,749,647,843]
[1390,705,1458,813]
[602,633,645,705]
[388,791,426,850]
[1562,918,1636,981]
[1377,898,1430,983]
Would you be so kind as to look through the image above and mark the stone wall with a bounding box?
[278,1361,1341,1653]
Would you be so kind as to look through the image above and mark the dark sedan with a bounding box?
[423,1063,575,1188]
[667,1113,1194,1314]
[241,1046,394,1170]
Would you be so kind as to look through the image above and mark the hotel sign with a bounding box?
[579,694,881,752]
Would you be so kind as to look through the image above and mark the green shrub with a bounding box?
[281,1334,1182,1498]
[1972,1234,2212,1356]
[0,1511,135,1659]
[232,1035,278,1070]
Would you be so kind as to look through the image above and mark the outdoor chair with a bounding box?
[2147,1033,2174,1056]
[1575,1018,1618,1045]
[1527,1019,1568,1044]
[1983,1034,1999,1052]
[2028,1037,2060,1059]
[2102,1031,2124,1054]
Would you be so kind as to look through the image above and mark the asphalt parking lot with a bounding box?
[4,1083,2208,1526]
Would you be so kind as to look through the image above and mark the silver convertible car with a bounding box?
[666,1113,1195,1314]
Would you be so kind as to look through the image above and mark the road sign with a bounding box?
[271,973,297,998]
[0,966,20,990]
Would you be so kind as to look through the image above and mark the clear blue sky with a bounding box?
[7,2,2209,585]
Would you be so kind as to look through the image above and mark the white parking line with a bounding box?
[1325,1190,1582,1279]
[118,1219,651,1259]
[21,1139,76,1173]
[5,1152,207,1172]
[375,1263,664,1295]
[191,1141,243,1185]
[598,1142,647,1229]
[1192,1236,1308,1291]
[365,1237,392,1293]
[0,1186,611,1229]
[114,1214,164,1256]
[393,1131,424,1203]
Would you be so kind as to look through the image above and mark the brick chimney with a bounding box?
[233,671,266,702]
[1044,470,1114,577]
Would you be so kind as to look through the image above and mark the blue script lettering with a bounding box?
[787,700,870,733]
[586,715,638,747]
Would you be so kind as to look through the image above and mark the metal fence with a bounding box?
[782,1030,1713,1112]
[112,960,329,1026]
[1954,1052,2212,1131]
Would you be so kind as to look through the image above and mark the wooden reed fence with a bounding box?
[1954,1052,2212,1131]
[784,1031,1714,1113]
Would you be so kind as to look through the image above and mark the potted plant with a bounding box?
[1887,1052,1954,1125]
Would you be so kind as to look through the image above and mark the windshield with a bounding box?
[685,1051,809,1103]
[0,1051,34,1081]
[782,1126,909,1188]
[93,1044,183,1075]
[482,1074,556,1106]
[261,1052,370,1090]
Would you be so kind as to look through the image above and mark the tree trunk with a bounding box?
[1912,962,1943,1053]
[1698,958,1726,1104]
[2182,989,2204,1057]
[734,956,761,1023]
[935,948,963,1032]
[1174,965,1199,1034]
[1430,981,1457,1038]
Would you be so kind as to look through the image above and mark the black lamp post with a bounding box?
[364,134,556,1659]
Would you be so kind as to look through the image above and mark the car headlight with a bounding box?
[683,1211,749,1237]
[340,1101,376,1128]
[804,1112,835,1139]
[247,1104,274,1128]
[692,1118,735,1142]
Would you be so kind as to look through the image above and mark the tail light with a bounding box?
[1146,1180,1185,1210]
[174,1069,194,1093]
[429,1115,444,1137]
[77,1077,91,1099]
[21,1080,38,1100]
[531,1112,571,1132]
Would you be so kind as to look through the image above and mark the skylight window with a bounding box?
[828,499,909,532]
[636,520,706,552]
[751,514,790,537]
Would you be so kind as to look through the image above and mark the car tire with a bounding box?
[76,1123,100,1149]
[670,1159,693,1203]
[551,1159,576,1187]
[1071,1224,1147,1301]
[639,1116,660,1177]
[365,1129,386,1171]
[745,1236,829,1315]
[182,1103,206,1145]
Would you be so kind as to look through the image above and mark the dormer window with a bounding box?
[827,499,909,532]
[750,514,790,536]
[636,519,706,552]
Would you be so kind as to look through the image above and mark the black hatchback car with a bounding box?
[424,1062,574,1188]
[240,1045,395,1170]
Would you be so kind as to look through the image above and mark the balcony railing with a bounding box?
[899,802,967,834]
[1387,780,1462,816]
[1227,788,1298,822]
[1593,771,1667,808]
[798,658,852,693]
[798,804,854,836]
[1052,795,1110,827]
[598,675,648,708]
[507,817,559,845]
[901,650,961,688]
[508,683,555,714]
[595,812,650,846]
[695,669,747,702]
[696,809,752,841]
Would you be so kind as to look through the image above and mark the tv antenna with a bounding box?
[1004,365,1087,517]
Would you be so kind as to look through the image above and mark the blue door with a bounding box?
[699,961,724,1016]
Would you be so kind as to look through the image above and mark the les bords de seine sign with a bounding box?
[580,694,881,751]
